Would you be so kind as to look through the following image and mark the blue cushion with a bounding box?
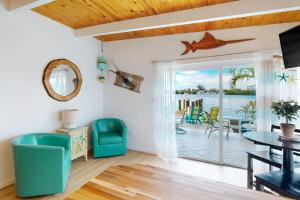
[99,131,122,145]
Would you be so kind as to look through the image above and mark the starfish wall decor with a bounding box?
[288,75,298,84]
[276,73,290,82]
[274,72,298,84]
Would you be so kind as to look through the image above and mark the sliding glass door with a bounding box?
[175,64,257,168]
[222,66,257,168]
[176,68,220,164]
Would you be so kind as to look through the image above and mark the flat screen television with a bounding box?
[279,25,300,69]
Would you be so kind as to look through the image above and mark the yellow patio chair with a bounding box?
[203,107,229,138]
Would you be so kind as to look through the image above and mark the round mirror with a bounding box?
[50,64,77,96]
[43,59,82,102]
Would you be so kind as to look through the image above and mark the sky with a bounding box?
[176,68,255,90]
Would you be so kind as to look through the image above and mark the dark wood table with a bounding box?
[244,131,300,172]
[244,131,300,198]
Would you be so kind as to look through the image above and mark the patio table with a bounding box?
[223,116,252,134]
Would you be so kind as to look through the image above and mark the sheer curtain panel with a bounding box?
[255,52,274,132]
[154,61,178,160]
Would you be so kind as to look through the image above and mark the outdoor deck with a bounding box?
[176,123,259,169]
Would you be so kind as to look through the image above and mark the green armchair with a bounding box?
[92,118,127,158]
[11,133,71,197]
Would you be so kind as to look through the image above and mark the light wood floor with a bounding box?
[0,150,257,200]
[66,164,286,200]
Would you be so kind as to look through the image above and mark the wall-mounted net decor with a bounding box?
[109,61,144,93]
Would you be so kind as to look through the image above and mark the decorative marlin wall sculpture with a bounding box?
[181,32,255,55]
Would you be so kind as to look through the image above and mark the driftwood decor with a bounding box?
[181,32,255,55]
[43,59,82,102]
[114,71,144,93]
[109,61,143,93]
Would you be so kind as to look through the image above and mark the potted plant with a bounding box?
[271,100,300,137]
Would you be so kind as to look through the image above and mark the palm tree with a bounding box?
[230,68,255,89]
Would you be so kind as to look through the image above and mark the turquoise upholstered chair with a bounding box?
[92,118,127,158]
[11,133,71,197]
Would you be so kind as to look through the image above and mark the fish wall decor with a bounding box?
[181,32,255,55]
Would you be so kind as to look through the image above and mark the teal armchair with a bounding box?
[92,118,127,158]
[11,133,71,197]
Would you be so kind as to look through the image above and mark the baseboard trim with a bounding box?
[0,178,14,189]
[128,146,157,155]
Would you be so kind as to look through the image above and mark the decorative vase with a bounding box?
[280,123,296,137]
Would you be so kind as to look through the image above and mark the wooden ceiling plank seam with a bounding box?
[97,0,131,22]
[66,0,108,28]
[34,1,88,28]
[78,0,116,26]
[38,4,79,28]
[63,1,95,28]
[139,0,158,16]
[132,0,149,17]
[127,0,146,16]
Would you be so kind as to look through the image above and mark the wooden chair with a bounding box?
[247,125,300,189]
[255,170,300,199]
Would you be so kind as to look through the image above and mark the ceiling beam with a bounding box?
[74,0,300,38]
[8,0,54,13]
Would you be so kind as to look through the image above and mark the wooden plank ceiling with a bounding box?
[97,10,300,41]
[33,0,235,29]
[32,0,300,42]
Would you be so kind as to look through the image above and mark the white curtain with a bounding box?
[255,51,275,131]
[154,61,178,160]
[255,50,300,131]
[271,56,300,128]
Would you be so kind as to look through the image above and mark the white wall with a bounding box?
[103,22,300,154]
[0,4,103,188]
[1,0,299,188]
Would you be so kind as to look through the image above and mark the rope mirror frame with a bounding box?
[42,59,82,102]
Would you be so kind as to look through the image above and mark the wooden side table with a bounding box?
[57,127,88,162]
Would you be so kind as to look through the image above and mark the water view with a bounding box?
[175,67,257,168]
[176,94,256,118]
